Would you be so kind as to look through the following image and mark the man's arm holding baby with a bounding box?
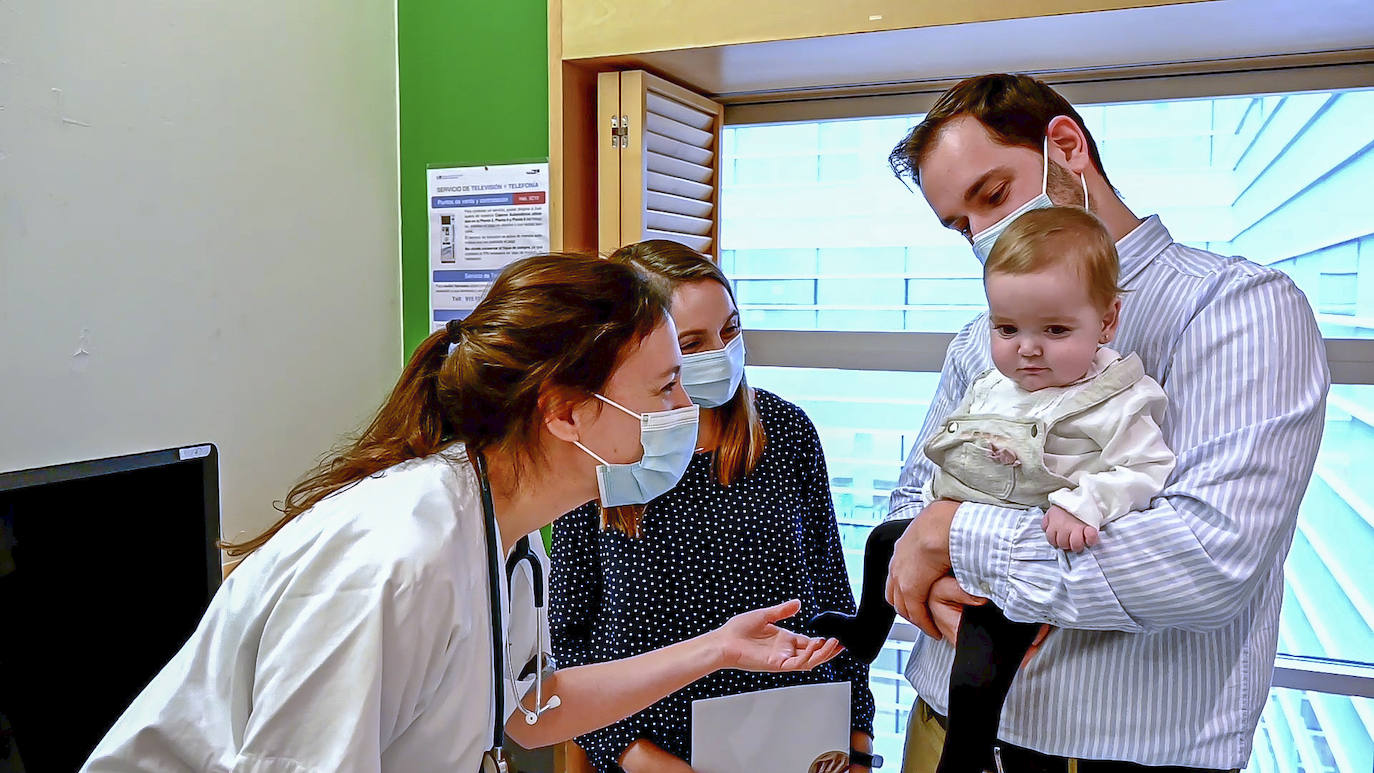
[890,271,1327,636]
[1043,379,1175,552]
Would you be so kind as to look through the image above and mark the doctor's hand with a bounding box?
[884,500,958,639]
[710,599,844,672]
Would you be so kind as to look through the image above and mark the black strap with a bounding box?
[475,451,505,755]
[850,749,884,769]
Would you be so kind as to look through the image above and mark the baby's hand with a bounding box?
[1042,505,1099,552]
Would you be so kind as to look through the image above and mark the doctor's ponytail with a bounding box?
[221,254,670,557]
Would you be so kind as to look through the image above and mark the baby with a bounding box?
[813,206,1176,772]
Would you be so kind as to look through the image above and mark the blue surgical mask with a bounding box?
[970,137,1088,263]
[574,395,700,507]
[680,334,746,408]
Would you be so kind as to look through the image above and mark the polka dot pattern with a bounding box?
[550,389,876,771]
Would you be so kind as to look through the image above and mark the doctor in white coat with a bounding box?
[83,253,842,773]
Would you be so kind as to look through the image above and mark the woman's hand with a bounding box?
[849,730,874,773]
[620,738,695,773]
[709,599,844,672]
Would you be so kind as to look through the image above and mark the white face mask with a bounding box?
[573,395,700,507]
[970,137,1088,264]
[680,334,746,408]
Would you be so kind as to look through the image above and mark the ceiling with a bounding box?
[599,0,1374,100]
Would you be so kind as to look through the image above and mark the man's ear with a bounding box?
[540,384,596,444]
[1100,296,1123,344]
[1046,114,1092,177]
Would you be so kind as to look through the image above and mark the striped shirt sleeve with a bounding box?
[950,267,1329,633]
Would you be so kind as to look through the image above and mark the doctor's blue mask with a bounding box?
[970,137,1088,264]
[680,334,746,408]
[574,395,700,507]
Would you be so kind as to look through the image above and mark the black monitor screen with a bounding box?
[0,445,220,772]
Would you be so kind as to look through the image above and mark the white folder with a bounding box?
[691,682,851,773]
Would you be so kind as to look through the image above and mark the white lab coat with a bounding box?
[82,447,546,773]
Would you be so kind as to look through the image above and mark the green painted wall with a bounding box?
[397,1,553,551]
[397,0,549,356]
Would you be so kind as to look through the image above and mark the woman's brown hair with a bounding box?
[608,239,766,488]
[221,253,671,556]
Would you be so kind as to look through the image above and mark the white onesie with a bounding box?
[922,347,1175,529]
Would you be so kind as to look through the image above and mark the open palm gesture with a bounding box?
[712,599,844,672]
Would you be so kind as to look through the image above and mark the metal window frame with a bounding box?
[882,623,1374,699]
[723,49,1374,125]
[731,52,1374,385]
[747,330,1374,385]
[747,329,1374,701]
[728,58,1374,702]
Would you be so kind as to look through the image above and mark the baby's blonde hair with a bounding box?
[984,206,1123,311]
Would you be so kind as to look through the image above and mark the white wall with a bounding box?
[0,2,402,548]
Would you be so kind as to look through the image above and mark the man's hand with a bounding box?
[884,500,959,638]
[1043,505,1099,552]
[927,574,987,642]
[1021,624,1053,669]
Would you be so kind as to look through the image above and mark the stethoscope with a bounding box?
[476,451,560,773]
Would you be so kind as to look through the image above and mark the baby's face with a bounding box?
[985,262,1117,391]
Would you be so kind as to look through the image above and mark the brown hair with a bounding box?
[889,73,1113,189]
[220,253,671,555]
[608,239,766,488]
[985,206,1123,311]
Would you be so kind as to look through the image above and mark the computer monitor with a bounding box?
[0,444,221,772]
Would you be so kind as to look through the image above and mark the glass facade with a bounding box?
[722,90,1374,338]
[727,88,1374,770]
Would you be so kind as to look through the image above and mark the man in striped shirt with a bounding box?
[882,74,1330,772]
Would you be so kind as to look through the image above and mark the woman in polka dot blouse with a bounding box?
[551,240,877,773]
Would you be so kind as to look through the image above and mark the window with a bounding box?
[723,89,1374,338]
[725,86,1374,771]
[1250,690,1372,773]
[721,116,975,333]
[746,367,934,762]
